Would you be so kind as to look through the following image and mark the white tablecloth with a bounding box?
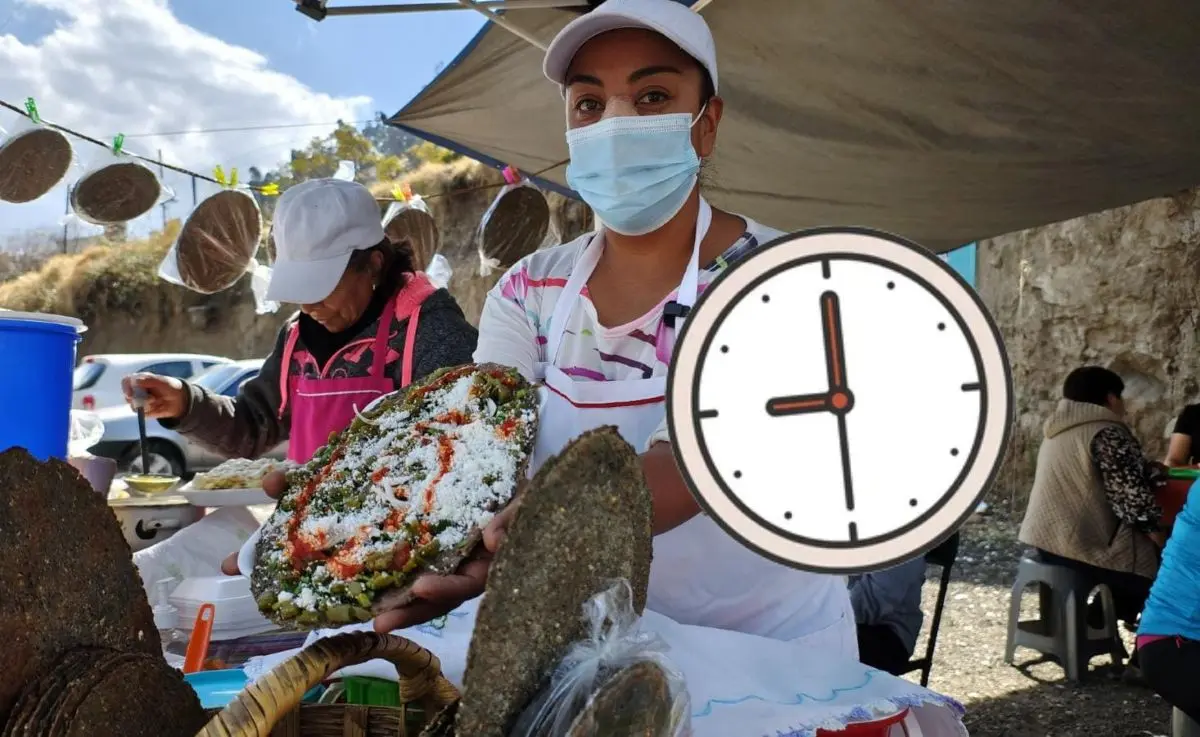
[243,599,966,737]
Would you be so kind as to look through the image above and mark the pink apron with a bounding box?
[277,274,436,463]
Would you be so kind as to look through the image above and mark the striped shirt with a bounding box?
[473,216,783,450]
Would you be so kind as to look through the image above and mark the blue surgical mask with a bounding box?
[565,111,702,236]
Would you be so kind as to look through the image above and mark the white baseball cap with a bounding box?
[543,0,718,93]
[266,178,387,304]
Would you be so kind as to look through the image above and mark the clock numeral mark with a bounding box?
[698,409,719,419]
[937,322,946,331]
[960,382,981,392]
[886,281,895,290]
[784,511,793,520]
[821,259,831,279]
[909,498,918,507]
[848,522,859,541]
[950,448,959,457]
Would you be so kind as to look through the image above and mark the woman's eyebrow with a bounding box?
[565,72,603,87]
[628,65,682,83]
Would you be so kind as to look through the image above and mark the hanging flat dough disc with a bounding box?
[71,161,161,225]
[175,189,263,294]
[0,127,73,204]
[384,206,439,272]
[477,185,550,270]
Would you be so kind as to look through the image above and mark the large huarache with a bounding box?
[251,363,538,629]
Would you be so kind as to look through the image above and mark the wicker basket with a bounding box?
[197,632,459,737]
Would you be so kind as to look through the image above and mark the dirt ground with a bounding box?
[906,514,1174,737]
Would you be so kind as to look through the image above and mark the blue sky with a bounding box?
[0,0,484,243]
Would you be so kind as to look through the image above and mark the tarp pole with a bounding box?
[690,0,718,11]
[455,0,548,49]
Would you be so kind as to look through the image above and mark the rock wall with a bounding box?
[976,189,1200,511]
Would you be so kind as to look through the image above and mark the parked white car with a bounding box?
[89,359,288,476]
[72,353,233,410]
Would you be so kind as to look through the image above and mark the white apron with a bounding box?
[529,198,856,653]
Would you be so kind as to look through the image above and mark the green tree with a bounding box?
[408,141,461,166]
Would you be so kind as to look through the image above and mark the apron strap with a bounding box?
[370,292,400,379]
[277,322,301,420]
[389,273,437,387]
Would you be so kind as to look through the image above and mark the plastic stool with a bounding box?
[816,708,921,736]
[1003,556,1127,681]
[1175,707,1200,737]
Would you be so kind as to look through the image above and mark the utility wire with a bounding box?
[0,97,568,202]
[122,119,377,139]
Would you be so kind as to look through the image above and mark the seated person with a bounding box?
[849,556,926,675]
[1019,366,1166,630]
[1138,487,1200,722]
[1165,403,1200,467]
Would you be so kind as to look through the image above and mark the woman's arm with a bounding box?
[643,441,703,534]
[407,291,480,382]
[1165,434,1194,467]
[1089,426,1163,533]
[473,281,540,382]
[1165,406,1199,466]
[162,325,292,460]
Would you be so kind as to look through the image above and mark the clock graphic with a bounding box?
[667,227,1012,573]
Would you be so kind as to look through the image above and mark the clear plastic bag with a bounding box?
[68,409,105,457]
[382,191,440,272]
[157,177,264,294]
[70,137,173,225]
[510,579,692,737]
[0,103,76,204]
[476,169,550,277]
[426,253,453,289]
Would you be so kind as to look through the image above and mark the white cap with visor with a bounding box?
[543,0,718,93]
[266,178,387,305]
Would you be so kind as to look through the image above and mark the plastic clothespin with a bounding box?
[258,182,280,197]
[111,134,125,156]
[213,165,228,187]
[501,165,521,186]
[23,97,41,125]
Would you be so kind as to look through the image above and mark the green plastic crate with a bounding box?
[342,676,401,707]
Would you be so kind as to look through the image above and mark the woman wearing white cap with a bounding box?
[372,0,857,656]
[123,178,478,466]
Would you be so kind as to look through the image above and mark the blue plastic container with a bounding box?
[0,311,85,460]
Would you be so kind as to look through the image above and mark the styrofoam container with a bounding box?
[170,575,273,636]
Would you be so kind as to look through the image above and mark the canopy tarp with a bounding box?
[390,0,1200,252]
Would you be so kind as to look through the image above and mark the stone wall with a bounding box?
[975,189,1200,512]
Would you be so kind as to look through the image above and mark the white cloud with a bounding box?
[0,0,371,239]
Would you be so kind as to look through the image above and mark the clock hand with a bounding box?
[766,392,831,417]
[821,291,848,392]
[836,413,856,515]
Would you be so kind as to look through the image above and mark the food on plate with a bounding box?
[250,363,538,629]
[193,458,297,491]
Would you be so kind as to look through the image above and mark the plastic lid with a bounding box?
[0,309,86,332]
[153,603,178,631]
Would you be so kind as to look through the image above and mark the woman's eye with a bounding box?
[575,99,602,114]
[637,91,670,105]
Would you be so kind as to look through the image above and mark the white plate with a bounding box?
[237,527,261,578]
[179,482,273,507]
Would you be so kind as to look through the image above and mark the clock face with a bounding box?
[668,228,1012,573]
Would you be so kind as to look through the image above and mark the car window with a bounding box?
[221,370,260,397]
[142,360,195,379]
[193,364,242,391]
[73,363,105,391]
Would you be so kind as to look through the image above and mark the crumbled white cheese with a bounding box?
[262,368,532,593]
[295,587,317,611]
[276,590,294,603]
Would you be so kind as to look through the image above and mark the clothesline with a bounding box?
[0,97,567,204]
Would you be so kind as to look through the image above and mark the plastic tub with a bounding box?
[171,575,274,636]
[0,310,85,460]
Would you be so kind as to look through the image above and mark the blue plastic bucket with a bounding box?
[0,311,85,461]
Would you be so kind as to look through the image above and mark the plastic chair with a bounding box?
[1174,707,1200,737]
[899,532,960,687]
[1003,555,1127,681]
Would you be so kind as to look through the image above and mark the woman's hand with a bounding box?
[218,472,522,633]
[370,499,519,633]
[220,470,288,576]
[122,373,188,419]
